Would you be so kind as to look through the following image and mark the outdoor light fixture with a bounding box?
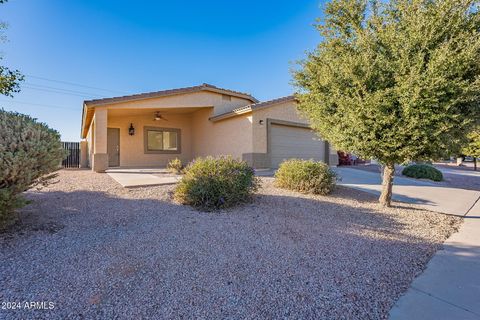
[259,120,264,125]
[128,123,135,136]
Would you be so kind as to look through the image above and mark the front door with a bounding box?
[107,128,120,167]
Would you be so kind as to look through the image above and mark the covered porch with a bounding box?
[81,84,258,172]
[84,105,212,172]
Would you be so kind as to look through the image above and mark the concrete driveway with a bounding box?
[335,167,480,216]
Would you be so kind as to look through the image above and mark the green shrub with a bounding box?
[0,110,66,229]
[167,158,183,174]
[402,164,443,181]
[274,159,337,195]
[174,156,260,210]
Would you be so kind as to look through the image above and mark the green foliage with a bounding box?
[274,159,337,195]
[461,129,480,158]
[0,110,67,228]
[167,158,184,174]
[0,66,23,96]
[402,164,443,181]
[294,0,480,165]
[174,156,260,210]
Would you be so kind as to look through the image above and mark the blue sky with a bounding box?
[1,0,324,141]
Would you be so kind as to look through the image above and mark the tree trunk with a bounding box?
[474,157,477,171]
[379,163,395,207]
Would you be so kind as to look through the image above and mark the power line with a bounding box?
[22,85,100,98]
[25,74,128,95]
[0,99,79,110]
[24,82,104,97]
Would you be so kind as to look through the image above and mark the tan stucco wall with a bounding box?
[107,112,193,167]
[191,108,253,160]
[80,140,88,168]
[252,101,310,154]
[91,109,109,172]
[93,109,108,153]
[86,119,94,167]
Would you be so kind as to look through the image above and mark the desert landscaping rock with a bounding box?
[0,170,461,319]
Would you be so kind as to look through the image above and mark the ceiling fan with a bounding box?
[154,111,168,121]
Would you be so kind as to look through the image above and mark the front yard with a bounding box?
[0,170,461,319]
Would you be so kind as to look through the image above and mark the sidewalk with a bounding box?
[389,203,480,319]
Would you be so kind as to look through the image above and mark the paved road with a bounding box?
[333,167,480,319]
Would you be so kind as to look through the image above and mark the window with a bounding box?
[222,94,232,101]
[144,127,181,154]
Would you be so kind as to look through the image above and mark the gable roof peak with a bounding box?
[84,83,258,107]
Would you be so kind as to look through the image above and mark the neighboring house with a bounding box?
[80,83,338,172]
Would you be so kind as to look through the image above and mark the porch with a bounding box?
[86,106,213,172]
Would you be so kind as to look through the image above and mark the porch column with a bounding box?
[92,108,108,172]
[79,140,88,168]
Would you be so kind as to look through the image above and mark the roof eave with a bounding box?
[209,95,297,122]
[80,104,94,139]
[84,84,258,107]
[209,107,253,122]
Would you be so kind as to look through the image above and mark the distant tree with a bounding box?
[0,0,23,96]
[462,129,480,170]
[294,0,480,206]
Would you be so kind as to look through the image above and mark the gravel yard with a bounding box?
[1,170,461,319]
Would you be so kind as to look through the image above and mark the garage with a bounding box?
[269,123,326,168]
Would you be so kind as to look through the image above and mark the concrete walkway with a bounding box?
[106,168,181,187]
[389,207,480,319]
[333,168,480,319]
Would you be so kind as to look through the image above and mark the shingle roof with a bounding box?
[84,83,258,106]
[209,95,296,121]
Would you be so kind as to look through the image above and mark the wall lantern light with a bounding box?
[128,123,135,136]
[259,120,264,125]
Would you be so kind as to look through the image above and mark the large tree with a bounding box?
[294,0,480,206]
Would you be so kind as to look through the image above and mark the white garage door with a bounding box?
[270,124,325,168]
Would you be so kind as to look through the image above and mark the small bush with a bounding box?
[174,156,260,210]
[402,164,443,181]
[167,158,183,174]
[0,110,67,229]
[274,159,337,195]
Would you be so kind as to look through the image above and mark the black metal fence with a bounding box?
[62,141,80,168]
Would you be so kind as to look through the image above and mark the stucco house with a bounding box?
[80,83,338,172]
